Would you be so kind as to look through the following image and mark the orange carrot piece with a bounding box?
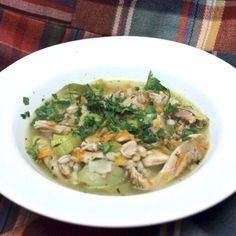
[153,118,161,127]
[175,152,186,169]
[115,130,134,142]
[38,148,54,158]
[74,150,85,161]
[114,156,127,166]
[47,121,57,127]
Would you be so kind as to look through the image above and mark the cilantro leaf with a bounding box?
[138,129,157,143]
[21,111,30,119]
[53,100,71,114]
[83,86,103,112]
[26,139,39,160]
[83,114,103,130]
[164,103,179,117]
[146,102,156,114]
[144,71,168,93]
[23,97,29,105]
[157,128,166,138]
[182,127,199,141]
[34,102,62,122]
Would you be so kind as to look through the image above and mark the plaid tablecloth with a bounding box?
[0,1,235,235]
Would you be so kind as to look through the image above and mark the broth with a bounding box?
[25,72,209,195]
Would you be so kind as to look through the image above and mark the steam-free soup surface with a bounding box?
[26,72,209,195]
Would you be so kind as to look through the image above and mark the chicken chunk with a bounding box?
[34,120,68,134]
[153,134,207,188]
[129,167,151,189]
[122,92,147,109]
[174,108,196,124]
[148,91,168,105]
[120,141,137,158]
[142,150,169,167]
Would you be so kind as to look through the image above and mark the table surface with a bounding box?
[0,1,235,235]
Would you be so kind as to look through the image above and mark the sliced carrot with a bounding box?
[47,121,57,127]
[115,130,134,142]
[73,149,86,161]
[38,148,54,158]
[114,156,127,166]
[175,152,186,169]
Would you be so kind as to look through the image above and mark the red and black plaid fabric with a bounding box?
[0,0,235,70]
[0,1,235,236]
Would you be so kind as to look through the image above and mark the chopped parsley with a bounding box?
[138,129,157,143]
[182,126,199,141]
[26,139,39,160]
[164,103,179,117]
[32,97,70,123]
[34,102,62,122]
[23,97,29,105]
[21,111,30,119]
[157,128,166,138]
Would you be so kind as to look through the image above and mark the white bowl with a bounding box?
[0,36,236,227]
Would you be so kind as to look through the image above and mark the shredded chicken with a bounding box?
[153,134,206,188]
[142,150,169,167]
[129,167,151,189]
[81,140,98,151]
[120,141,137,158]
[149,91,168,104]
[122,92,147,109]
[34,120,69,134]
[174,108,197,124]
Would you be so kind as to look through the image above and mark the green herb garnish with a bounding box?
[164,103,179,117]
[26,139,39,160]
[21,111,30,119]
[98,143,111,154]
[23,97,29,105]
[144,71,168,93]
[182,127,199,141]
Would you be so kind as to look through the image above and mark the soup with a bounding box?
[25,72,209,195]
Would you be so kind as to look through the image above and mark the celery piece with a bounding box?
[51,134,69,147]
[51,134,65,147]
[52,133,81,157]
[110,142,122,152]
[56,83,89,100]
[127,119,139,129]
[88,160,112,174]
[78,164,126,188]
